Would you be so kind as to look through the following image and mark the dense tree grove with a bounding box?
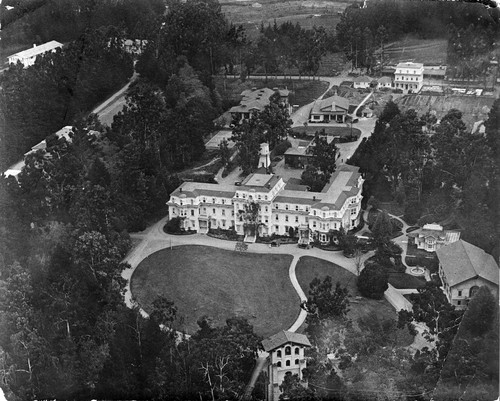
[1,0,164,47]
[349,100,498,255]
[0,28,134,170]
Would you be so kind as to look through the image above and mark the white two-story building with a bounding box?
[167,164,364,242]
[394,62,424,93]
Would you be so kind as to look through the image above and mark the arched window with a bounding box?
[277,350,282,358]
[295,347,300,355]
[470,286,479,297]
[295,359,299,365]
[285,346,291,355]
[286,360,290,366]
[277,361,282,367]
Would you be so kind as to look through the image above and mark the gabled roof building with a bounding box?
[309,95,351,123]
[436,240,499,308]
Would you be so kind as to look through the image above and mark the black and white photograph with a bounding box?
[0,0,498,400]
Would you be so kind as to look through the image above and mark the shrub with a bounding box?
[273,140,292,156]
[164,217,183,234]
[358,263,389,299]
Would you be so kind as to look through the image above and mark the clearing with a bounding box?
[130,245,297,337]
[382,37,448,65]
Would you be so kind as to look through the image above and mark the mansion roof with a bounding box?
[262,330,311,352]
[436,240,499,287]
[169,165,362,211]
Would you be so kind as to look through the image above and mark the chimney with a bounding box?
[33,44,37,48]
[180,187,182,192]
[313,196,316,201]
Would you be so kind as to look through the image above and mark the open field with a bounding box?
[382,38,448,65]
[221,0,350,39]
[130,245,297,337]
[214,77,329,108]
[396,94,495,128]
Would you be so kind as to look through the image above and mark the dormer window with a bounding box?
[212,198,216,204]
[285,204,289,210]
[285,346,291,355]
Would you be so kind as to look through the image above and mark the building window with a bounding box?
[295,359,299,365]
[232,211,235,216]
[313,210,316,216]
[295,216,299,223]
[191,210,195,216]
[285,204,289,210]
[265,206,268,212]
[457,300,462,306]
[458,290,462,297]
[203,198,206,203]
[285,216,289,222]
[213,208,216,214]
[275,215,279,221]
[285,346,291,355]
[275,225,279,231]
[295,205,299,211]
[222,220,226,227]
[191,200,194,205]
[295,347,300,355]
[277,361,282,367]
[265,195,268,200]
[286,360,290,366]
[258,195,261,200]
[313,221,316,228]
[222,209,226,216]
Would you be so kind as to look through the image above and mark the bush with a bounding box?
[164,217,183,233]
[207,227,239,241]
[273,140,292,156]
[358,263,389,299]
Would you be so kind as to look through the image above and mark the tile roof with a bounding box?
[262,331,311,352]
[436,240,499,287]
[311,95,350,115]
[378,76,392,84]
[9,40,63,60]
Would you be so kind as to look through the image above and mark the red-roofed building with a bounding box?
[436,240,499,309]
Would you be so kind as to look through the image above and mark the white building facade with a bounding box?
[167,165,364,241]
[262,331,311,401]
[394,62,424,93]
[8,41,63,68]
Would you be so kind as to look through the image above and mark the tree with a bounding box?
[357,263,388,300]
[279,373,316,401]
[231,113,263,174]
[305,276,350,321]
[461,286,496,336]
[371,211,393,247]
[218,139,231,166]
[301,131,337,191]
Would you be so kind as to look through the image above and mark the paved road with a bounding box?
[93,70,138,126]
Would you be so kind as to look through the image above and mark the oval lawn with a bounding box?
[130,245,297,337]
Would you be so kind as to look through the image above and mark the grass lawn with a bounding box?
[388,272,426,290]
[291,125,361,138]
[295,256,412,347]
[214,77,329,109]
[384,37,448,65]
[130,245,297,337]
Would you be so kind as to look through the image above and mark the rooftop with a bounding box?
[353,76,372,83]
[262,330,311,352]
[311,95,350,114]
[241,173,274,187]
[436,240,499,287]
[9,40,63,60]
[396,62,424,69]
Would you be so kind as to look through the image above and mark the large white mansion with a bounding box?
[167,163,363,242]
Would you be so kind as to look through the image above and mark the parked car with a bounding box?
[270,240,280,247]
